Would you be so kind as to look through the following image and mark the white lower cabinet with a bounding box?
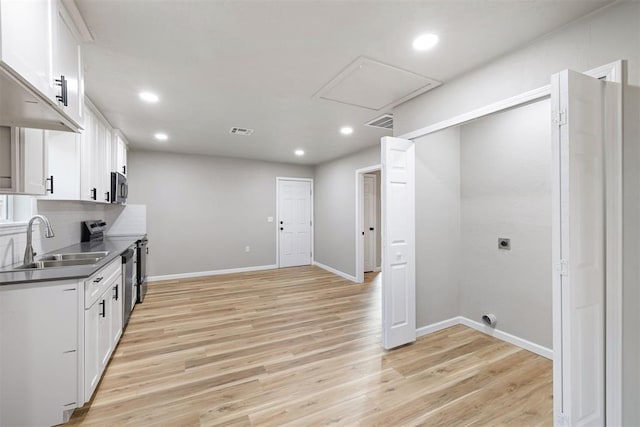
[0,280,80,426]
[0,257,126,426]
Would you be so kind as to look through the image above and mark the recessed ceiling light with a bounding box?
[295,149,305,156]
[154,132,168,141]
[412,33,439,51]
[340,126,353,135]
[139,91,159,103]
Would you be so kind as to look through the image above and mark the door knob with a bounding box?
[369,227,374,231]
[280,227,284,231]
[280,221,283,224]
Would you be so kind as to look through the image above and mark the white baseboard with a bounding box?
[458,317,553,360]
[312,261,358,282]
[416,316,553,360]
[373,266,381,272]
[148,264,278,282]
[416,317,461,337]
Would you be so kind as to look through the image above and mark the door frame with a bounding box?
[275,177,314,268]
[355,164,381,283]
[397,60,624,426]
[363,173,378,273]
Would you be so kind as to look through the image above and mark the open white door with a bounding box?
[381,136,416,350]
[551,69,605,426]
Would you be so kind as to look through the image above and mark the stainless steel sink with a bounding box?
[13,258,102,270]
[39,251,109,262]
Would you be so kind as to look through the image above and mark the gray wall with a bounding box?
[394,1,640,136]
[127,150,313,277]
[459,100,552,348]
[415,127,461,328]
[313,145,380,276]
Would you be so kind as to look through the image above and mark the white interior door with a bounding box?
[363,174,377,272]
[278,179,312,268]
[551,69,605,426]
[381,136,416,350]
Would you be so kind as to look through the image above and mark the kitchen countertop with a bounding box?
[0,235,146,286]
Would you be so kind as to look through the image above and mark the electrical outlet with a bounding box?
[245,246,250,253]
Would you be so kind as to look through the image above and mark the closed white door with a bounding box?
[381,136,416,350]
[551,69,605,426]
[363,174,377,272]
[278,179,312,268]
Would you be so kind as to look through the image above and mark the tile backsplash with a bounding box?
[0,200,130,268]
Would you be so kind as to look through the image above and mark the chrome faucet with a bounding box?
[23,215,55,265]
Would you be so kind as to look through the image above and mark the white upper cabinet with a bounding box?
[0,0,89,132]
[44,129,81,200]
[0,0,54,100]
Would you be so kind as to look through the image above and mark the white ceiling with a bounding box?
[76,0,612,165]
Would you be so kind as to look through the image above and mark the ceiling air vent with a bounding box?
[229,127,254,136]
[365,114,393,130]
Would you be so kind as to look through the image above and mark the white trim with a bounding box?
[354,164,381,283]
[313,261,358,283]
[275,177,314,268]
[373,266,381,272]
[398,85,551,141]
[147,264,278,282]
[416,317,460,337]
[398,60,624,142]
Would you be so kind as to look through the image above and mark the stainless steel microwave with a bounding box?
[110,172,128,204]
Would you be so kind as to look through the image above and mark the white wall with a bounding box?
[127,150,313,277]
[313,146,380,277]
[414,127,461,328]
[394,1,640,136]
[459,100,552,348]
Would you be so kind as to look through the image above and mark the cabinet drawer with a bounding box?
[84,258,121,308]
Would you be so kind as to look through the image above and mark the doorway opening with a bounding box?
[355,164,381,283]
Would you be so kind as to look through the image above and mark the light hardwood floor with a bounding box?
[68,266,552,426]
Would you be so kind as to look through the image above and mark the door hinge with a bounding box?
[555,259,568,276]
[553,109,567,126]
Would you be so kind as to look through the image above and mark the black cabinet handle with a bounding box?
[122,165,126,174]
[46,176,54,194]
[91,188,97,200]
[113,285,118,301]
[369,227,374,231]
[362,231,364,236]
[100,300,106,318]
[55,75,68,107]
[105,191,110,202]
[146,247,149,255]
[93,277,103,283]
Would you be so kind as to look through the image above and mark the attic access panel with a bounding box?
[314,57,441,111]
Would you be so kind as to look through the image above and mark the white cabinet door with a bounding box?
[98,292,113,368]
[45,130,81,200]
[84,297,101,403]
[80,108,96,201]
[115,134,128,176]
[103,127,113,202]
[110,277,123,348]
[0,0,54,99]
[52,1,83,125]
[0,281,79,427]
[19,128,47,195]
